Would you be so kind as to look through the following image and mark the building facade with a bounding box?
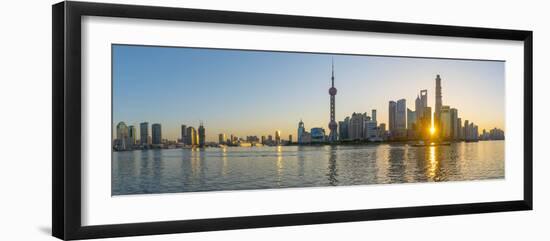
[140,122,149,146]
[198,124,205,147]
[152,123,162,145]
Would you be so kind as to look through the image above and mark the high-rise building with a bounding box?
[298,120,305,144]
[415,89,428,122]
[371,109,377,122]
[218,133,226,144]
[198,123,205,147]
[440,106,451,139]
[434,75,443,136]
[328,60,338,142]
[311,127,326,143]
[407,108,416,130]
[450,108,458,140]
[419,106,432,140]
[152,123,162,145]
[457,118,463,140]
[365,119,378,140]
[349,112,366,140]
[261,135,266,144]
[338,116,350,140]
[463,120,470,140]
[186,126,197,146]
[128,125,136,146]
[388,101,396,133]
[116,121,129,150]
[140,122,149,146]
[181,125,187,144]
[288,135,293,144]
[275,130,281,145]
[395,99,407,137]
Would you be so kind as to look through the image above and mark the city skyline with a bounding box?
[113,45,505,142]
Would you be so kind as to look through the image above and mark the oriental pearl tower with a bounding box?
[328,59,338,142]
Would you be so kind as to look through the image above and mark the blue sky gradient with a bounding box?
[113,45,505,142]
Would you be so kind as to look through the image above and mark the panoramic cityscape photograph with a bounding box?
[111,44,505,196]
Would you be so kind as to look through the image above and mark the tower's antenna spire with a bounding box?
[331,57,334,87]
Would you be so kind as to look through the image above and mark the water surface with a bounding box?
[112,141,504,195]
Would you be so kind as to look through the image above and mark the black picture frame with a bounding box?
[52,1,533,240]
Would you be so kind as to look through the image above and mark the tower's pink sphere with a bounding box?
[329,87,337,95]
[329,121,338,129]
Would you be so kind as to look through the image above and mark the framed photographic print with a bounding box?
[52,1,533,240]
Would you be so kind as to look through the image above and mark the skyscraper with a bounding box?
[288,135,293,144]
[275,130,281,145]
[349,112,365,140]
[152,123,162,145]
[338,116,350,140]
[396,99,407,136]
[128,125,136,146]
[328,60,338,142]
[181,124,187,144]
[464,120,470,140]
[198,123,206,147]
[440,106,451,139]
[415,89,428,122]
[186,126,197,146]
[116,121,129,150]
[450,108,458,140]
[371,109,377,122]
[140,122,149,146]
[407,108,416,130]
[218,133,226,144]
[435,75,443,136]
[297,120,305,144]
[388,101,396,133]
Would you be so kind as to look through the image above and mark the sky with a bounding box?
[112,44,505,142]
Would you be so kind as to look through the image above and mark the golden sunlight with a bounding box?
[429,126,436,135]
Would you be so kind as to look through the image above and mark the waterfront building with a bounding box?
[450,108,458,140]
[463,120,470,140]
[457,118,463,140]
[181,125,187,144]
[128,125,136,146]
[407,108,416,130]
[338,116,350,140]
[198,123,205,147]
[275,130,281,145]
[365,119,378,140]
[415,89,428,123]
[378,123,387,138]
[371,109,377,122]
[434,75,443,136]
[152,123,162,145]
[328,60,338,142]
[311,127,326,143]
[349,112,366,140]
[288,135,293,144]
[140,122,149,146]
[246,136,260,143]
[268,135,273,144]
[490,128,505,140]
[388,101,396,133]
[219,133,226,144]
[298,120,305,144]
[407,108,417,139]
[186,126,197,146]
[394,99,407,138]
[301,131,312,144]
[418,106,432,140]
[440,106,451,140]
[261,135,266,144]
[116,121,129,150]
